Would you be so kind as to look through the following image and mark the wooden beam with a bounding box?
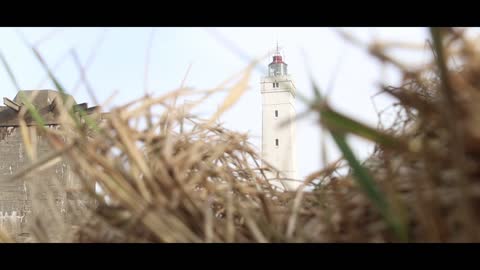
[73,102,88,112]
[86,106,99,114]
[3,97,21,112]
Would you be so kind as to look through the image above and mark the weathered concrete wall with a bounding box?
[0,211,23,236]
[0,125,87,242]
[0,90,100,242]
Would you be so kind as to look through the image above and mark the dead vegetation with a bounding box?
[2,27,480,242]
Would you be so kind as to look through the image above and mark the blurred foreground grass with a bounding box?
[2,27,480,242]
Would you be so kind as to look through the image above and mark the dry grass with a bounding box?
[4,27,480,242]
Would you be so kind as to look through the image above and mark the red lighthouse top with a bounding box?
[272,42,285,64]
[268,42,288,77]
[272,55,284,64]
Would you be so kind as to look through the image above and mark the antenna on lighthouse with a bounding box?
[274,40,284,61]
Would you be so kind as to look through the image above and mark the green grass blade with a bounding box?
[321,106,405,150]
[0,51,47,129]
[305,79,408,241]
[77,108,101,133]
[330,130,408,241]
[17,92,47,128]
[31,47,67,95]
[31,47,84,129]
[308,82,404,150]
[30,46,102,134]
[330,131,387,211]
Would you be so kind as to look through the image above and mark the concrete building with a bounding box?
[261,45,299,191]
[0,90,99,241]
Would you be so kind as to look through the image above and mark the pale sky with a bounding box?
[0,27,433,179]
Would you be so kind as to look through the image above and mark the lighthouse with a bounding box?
[261,44,298,191]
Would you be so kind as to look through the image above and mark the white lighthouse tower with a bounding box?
[261,44,298,191]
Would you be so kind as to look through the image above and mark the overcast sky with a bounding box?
[0,27,433,179]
